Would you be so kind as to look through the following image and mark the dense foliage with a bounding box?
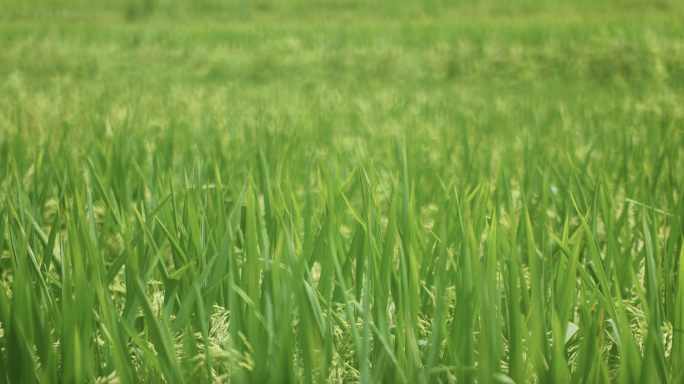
[1,0,684,382]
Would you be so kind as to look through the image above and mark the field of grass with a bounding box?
[1,0,684,382]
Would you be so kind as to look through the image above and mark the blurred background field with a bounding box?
[2,0,684,146]
[1,0,683,178]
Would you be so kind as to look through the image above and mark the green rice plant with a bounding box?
[0,0,684,382]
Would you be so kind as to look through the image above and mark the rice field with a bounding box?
[1,0,684,382]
